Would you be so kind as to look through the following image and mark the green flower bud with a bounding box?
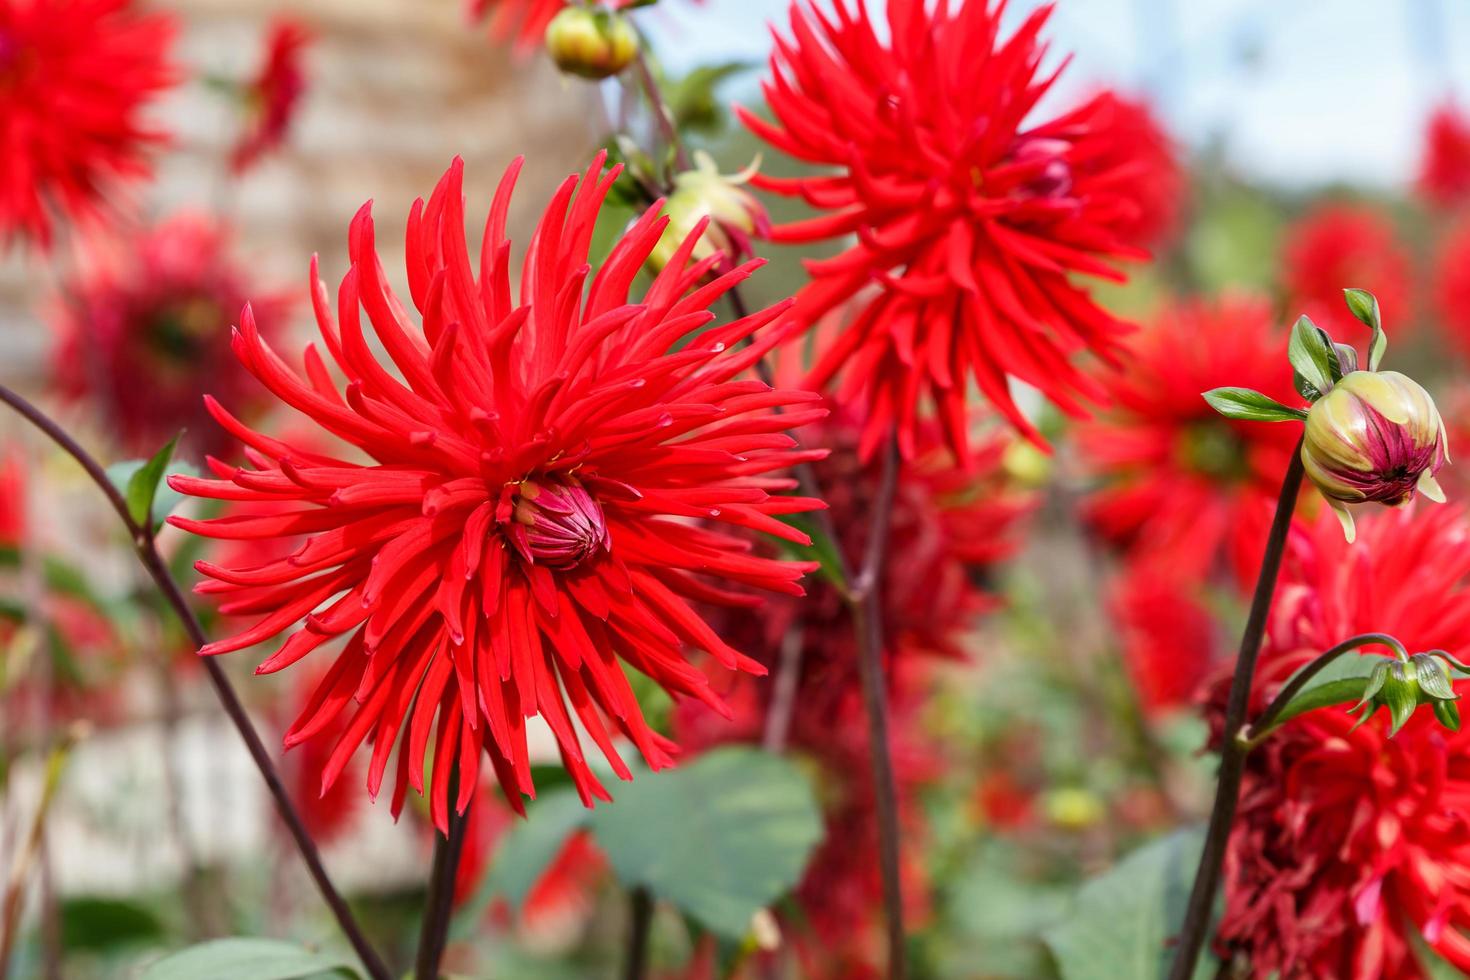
[1351,652,1462,736]
[647,151,770,272]
[544,7,637,81]
[1300,370,1449,541]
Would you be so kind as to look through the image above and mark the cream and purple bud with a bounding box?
[506,477,610,570]
[1301,370,1449,540]
[543,6,637,81]
[647,151,770,272]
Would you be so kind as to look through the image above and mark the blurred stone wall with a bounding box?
[0,0,600,388]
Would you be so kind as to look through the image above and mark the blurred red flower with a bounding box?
[169,154,824,829]
[1108,561,1218,715]
[1076,295,1299,580]
[674,410,1031,975]
[51,211,291,461]
[231,17,312,174]
[1418,101,1470,207]
[0,445,23,543]
[466,0,569,52]
[1432,214,1470,360]
[1218,505,1470,977]
[1084,90,1187,250]
[0,0,177,250]
[276,666,360,846]
[741,0,1144,457]
[1283,203,1413,342]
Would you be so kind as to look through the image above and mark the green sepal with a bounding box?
[1289,314,1339,399]
[1200,387,1308,423]
[1435,699,1462,732]
[1381,661,1419,736]
[1412,653,1458,702]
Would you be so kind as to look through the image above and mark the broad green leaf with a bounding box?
[1200,388,1306,423]
[1043,828,1210,980]
[1269,651,1386,728]
[139,938,358,980]
[106,442,198,534]
[1288,315,1337,396]
[59,896,165,951]
[589,747,823,939]
[450,787,589,939]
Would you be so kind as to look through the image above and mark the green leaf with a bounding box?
[450,787,589,939]
[1200,388,1307,423]
[1043,828,1211,980]
[1271,652,1386,727]
[59,896,165,951]
[588,747,823,939]
[1344,288,1387,372]
[1288,315,1338,397]
[105,439,198,534]
[139,938,359,980]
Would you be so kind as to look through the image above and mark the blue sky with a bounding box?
[646,0,1470,189]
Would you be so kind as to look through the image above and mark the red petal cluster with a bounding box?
[1076,295,1299,580]
[231,17,312,175]
[0,445,23,545]
[1108,562,1218,715]
[170,155,825,827]
[1418,101,1470,207]
[466,0,569,52]
[0,0,176,250]
[1433,214,1470,362]
[741,0,1145,457]
[50,212,291,461]
[1218,506,1470,976]
[1078,90,1186,251]
[1283,203,1413,342]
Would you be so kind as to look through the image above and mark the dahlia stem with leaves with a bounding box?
[0,384,394,980]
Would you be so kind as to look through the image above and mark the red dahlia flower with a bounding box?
[1082,90,1186,250]
[1418,101,1470,207]
[1283,203,1413,343]
[741,0,1145,457]
[1109,561,1218,715]
[51,212,291,461]
[0,446,23,543]
[1076,295,1299,580]
[169,154,824,827]
[0,0,176,250]
[231,17,312,175]
[1218,506,1470,977]
[467,0,570,53]
[1433,214,1470,361]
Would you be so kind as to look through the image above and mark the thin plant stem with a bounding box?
[1167,441,1305,980]
[630,46,691,173]
[415,796,471,980]
[850,433,906,980]
[0,383,393,980]
[622,886,654,980]
[0,728,75,980]
[762,625,805,753]
[1242,632,1407,750]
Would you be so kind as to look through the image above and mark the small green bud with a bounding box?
[1351,652,1462,736]
[544,7,638,81]
[646,150,769,272]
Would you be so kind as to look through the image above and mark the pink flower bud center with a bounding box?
[506,477,609,571]
[1012,137,1074,199]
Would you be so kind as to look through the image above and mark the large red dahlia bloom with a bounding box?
[1082,90,1186,251]
[741,0,1144,457]
[1432,214,1470,361]
[1218,506,1470,977]
[1418,101,1470,207]
[1076,295,1299,580]
[230,17,312,175]
[1283,203,1413,343]
[51,212,291,461]
[0,0,176,250]
[169,155,824,827]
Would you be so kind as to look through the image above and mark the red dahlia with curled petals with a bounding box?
[466,0,569,52]
[231,17,312,175]
[1283,203,1413,343]
[1217,506,1470,977]
[168,154,825,828]
[741,0,1145,457]
[1076,295,1299,580]
[51,212,291,461]
[0,0,176,250]
[1419,101,1470,207]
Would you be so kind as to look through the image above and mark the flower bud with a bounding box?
[544,7,637,81]
[505,477,610,570]
[647,151,770,272]
[1300,370,1449,541]
[1352,652,1462,736]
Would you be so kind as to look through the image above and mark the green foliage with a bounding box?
[665,62,752,134]
[105,436,197,534]
[138,938,359,980]
[59,896,166,952]
[1044,828,1210,980]
[1269,651,1383,728]
[1201,387,1306,423]
[1288,314,1340,400]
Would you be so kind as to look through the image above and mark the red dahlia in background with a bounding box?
[1108,561,1218,715]
[169,154,825,827]
[51,212,291,461]
[0,0,176,250]
[231,17,312,174]
[1218,506,1470,977]
[1433,215,1470,361]
[466,0,570,52]
[1076,295,1299,580]
[742,0,1145,458]
[1418,101,1470,207]
[1083,90,1186,250]
[1283,203,1413,342]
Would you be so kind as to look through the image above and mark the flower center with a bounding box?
[505,477,609,570]
[1011,136,1074,199]
[1179,422,1251,482]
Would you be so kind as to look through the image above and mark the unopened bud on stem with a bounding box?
[544,6,637,81]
